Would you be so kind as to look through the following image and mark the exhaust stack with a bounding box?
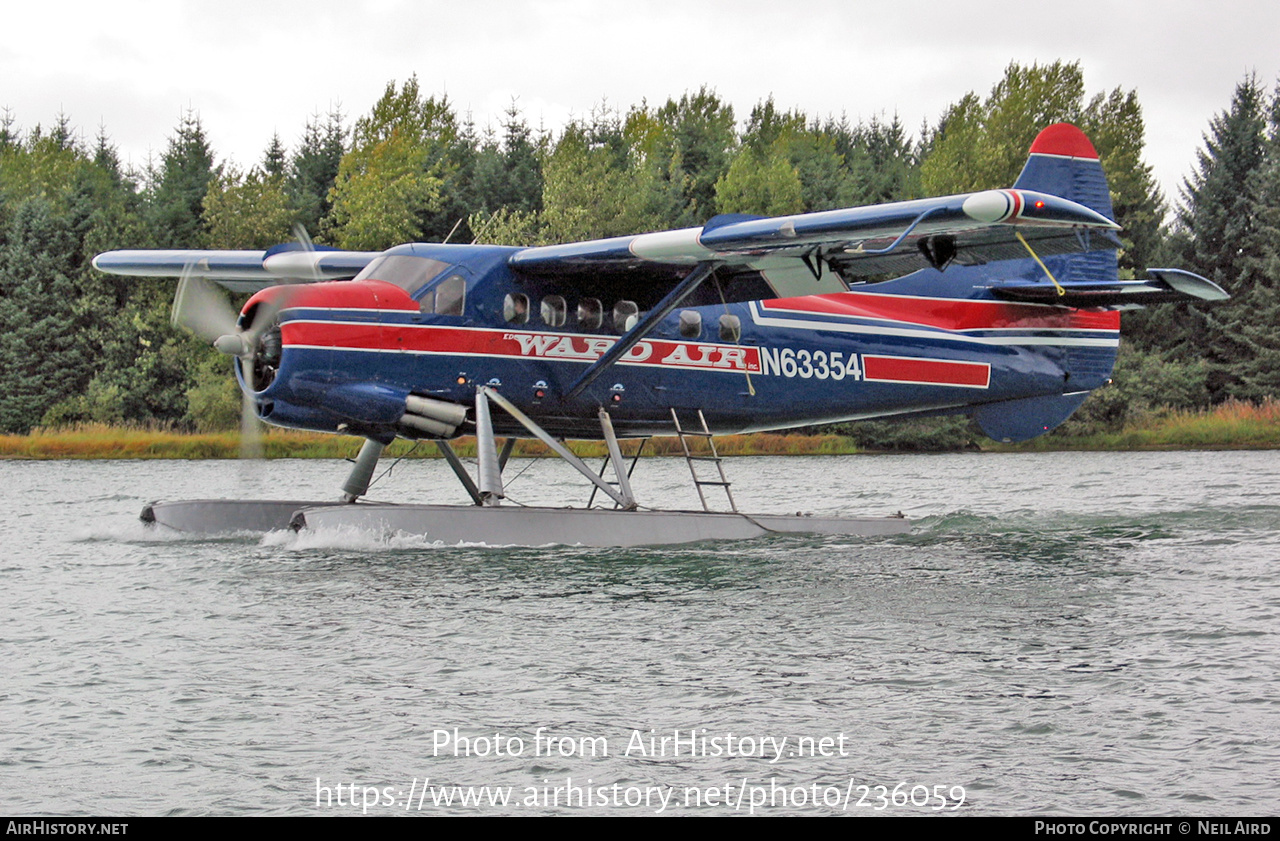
[399,395,468,439]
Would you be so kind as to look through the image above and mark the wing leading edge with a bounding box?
[92,247,382,293]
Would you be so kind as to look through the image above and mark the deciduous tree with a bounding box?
[324,78,456,250]
[203,166,294,249]
[921,61,1163,275]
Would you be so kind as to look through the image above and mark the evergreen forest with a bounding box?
[2,61,1278,447]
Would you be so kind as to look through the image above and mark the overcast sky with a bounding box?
[5,0,1279,210]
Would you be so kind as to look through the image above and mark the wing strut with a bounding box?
[565,261,716,401]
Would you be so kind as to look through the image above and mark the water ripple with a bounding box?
[3,452,1279,815]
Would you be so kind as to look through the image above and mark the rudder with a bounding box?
[1011,123,1119,291]
[975,125,1121,440]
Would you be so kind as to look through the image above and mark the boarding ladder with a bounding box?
[671,408,738,513]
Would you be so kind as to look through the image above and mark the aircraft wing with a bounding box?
[92,246,382,293]
[509,188,1122,300]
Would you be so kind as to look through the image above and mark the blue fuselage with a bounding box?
[242,243,1119,443]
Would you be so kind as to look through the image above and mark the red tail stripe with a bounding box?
[761,293,1119,331]
[863,355,991,387]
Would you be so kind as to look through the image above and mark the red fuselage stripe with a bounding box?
[281,322,764,373]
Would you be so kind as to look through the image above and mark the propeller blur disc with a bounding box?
[171,268,240,344]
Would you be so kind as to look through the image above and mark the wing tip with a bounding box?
[1148,268,1231,301]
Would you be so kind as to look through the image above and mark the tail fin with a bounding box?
[973,125,1120,443]
[1003,123,1119,291]
[1013,123,1114,221]
[968,126,1224,442]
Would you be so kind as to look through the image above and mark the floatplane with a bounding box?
[94,124,1225,546]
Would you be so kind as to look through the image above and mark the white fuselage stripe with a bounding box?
[748,304,1118,348]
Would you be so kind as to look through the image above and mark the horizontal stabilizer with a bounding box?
[1147,268,1230,301]
[991,268,1229,308]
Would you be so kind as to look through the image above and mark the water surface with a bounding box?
[4,451,1278,815]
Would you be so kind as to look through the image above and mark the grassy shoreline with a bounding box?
[990,400,1280,452]
[0,425,861,460]
[3,402,1278,459]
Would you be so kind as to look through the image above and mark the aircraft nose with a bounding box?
[240,283,308,324]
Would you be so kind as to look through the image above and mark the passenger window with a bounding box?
[417,289,435,315]
[504,293,530,324]
[578,298,603,330]
[435,276,466,316]
[541,295,567,327]
[718,313,741,342]
[678,310,702,339]
[613,300,639,332]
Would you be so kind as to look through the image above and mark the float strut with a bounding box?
[341,438,386,502]
[498,437,517,471]
[475,389,504,506]
[598,408,637,509]
[435,440,484,506]
[480,387,632,509]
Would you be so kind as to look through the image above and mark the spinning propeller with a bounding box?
[170,226,316,457]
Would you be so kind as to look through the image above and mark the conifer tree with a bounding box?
[830,114,920,205]
[288,108,346,237]
[469,102,544,218]
[262,132,287,178]
[1164,75,1275,399]
[0,198,92,432]
[1178,75,1269,288]
[1230,81,1280,399]
[148,110,218,248]
[0,108,17,152]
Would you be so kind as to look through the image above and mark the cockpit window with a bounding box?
[354,255,452,297]
[434,276,466,316]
